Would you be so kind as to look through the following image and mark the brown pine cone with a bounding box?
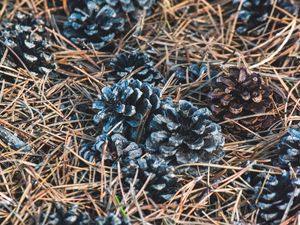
[208,68,275,135]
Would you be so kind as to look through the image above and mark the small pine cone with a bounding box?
[246,168,300,224]
[208,68,275,135]
[233,0,297,36]
[0,12,56,75]
[63,1,125,50]
[95,213,131,225]
[277,124,300,168]
[38,203,91,225]
[174,63,209,84]
[93,79,161,141]
[121,154,178,203]
[80,134,143,164]
[108,52,164,85]
[145,98,225,173]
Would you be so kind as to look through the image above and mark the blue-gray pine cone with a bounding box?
[80,134,178,203]
[95,213,131,225]
[277,124,300,168]
[37,203,130,225]
[0,12,56,75]
[105,0,156,12]
[104,0,157,19]
[233,0,297,36]
[122,153,178,203]
[63,1,125,50]
[80,133,143,164]
[174,63,209,84]
[145,98,225,172]
[108,52,164,85]
[93,79,161,141]
[38,203,91,225]
[245,168,300,224]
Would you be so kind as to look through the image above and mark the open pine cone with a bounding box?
[277,124,300,168]
[107,52,164,85]
[233,0,297,36]
[0,12,56,75]
[63,1,125,50]
[80,134,143,164]
[93,79,161,141]
[80,134,178,203]
[246,168,300,224]
[121,153,178,203]
[145,98,224,173]
[208,68,275,135]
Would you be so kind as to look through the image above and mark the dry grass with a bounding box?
[0,0,299,224]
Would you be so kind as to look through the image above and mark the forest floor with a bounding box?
[0,0,299,224]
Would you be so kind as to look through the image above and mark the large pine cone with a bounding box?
[93,79,161,141]
[246,168,300,224]
[38,203,91,225]
[145,98,225,173]
[63,1,124,50]
[277,124,300,168]
[80,134,178,203]
[107,52,164,85]
[0,12,56,75]
[208,68,275,135]
[233,0,297,36]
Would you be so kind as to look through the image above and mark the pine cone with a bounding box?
[80,134,143,164]
[39,203,91,225]
[104,0,157,19]
[208,68,275,135]
[67,0,157,18]
[0,12,56,75]
[175,63,207,84]
[246,168,300,224]
[174,63,218,84]
[233,0,297,35]
[121,153,178,203]
[63,1,125,50]
[93,79,161,141]
[107,52,164,85]
[277,124,300,168]
[145,98,225,173]
[95,213,131,225]
[80,134,177,203]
